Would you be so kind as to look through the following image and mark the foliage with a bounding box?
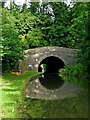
[2,2,89,77]
[70,2,88,49]
[49,2,88,48]
[48,2,73,47]
[76,4,90,77]
[43,64,47,73]
[36,8,54,46]
[76,34,90,78]
[2,8,24,72]
[60,75,88,90]
[59,64,84,77]
[14,9,44,48]
[2,7,43,72]
[60,2,89,78]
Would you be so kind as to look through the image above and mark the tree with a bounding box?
[59,2,89,78]
[71,2,89,77]
[14,9,44,48]
[2,5,44,72]
[48,2,74,47]
[70,2,88,48]
[2,8,24,72]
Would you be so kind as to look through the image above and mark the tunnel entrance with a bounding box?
[38,56,65,73]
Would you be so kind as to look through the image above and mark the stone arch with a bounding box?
[38,55,65,73]
[19,47,76,74]
[38,54,66,65]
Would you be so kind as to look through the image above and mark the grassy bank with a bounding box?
[1,71,41,118]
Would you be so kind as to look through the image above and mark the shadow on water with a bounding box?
[39,73,64,89]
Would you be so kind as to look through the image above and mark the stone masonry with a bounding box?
[19,46,77,74]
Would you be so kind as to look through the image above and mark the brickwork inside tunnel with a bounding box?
[38,56,65,73]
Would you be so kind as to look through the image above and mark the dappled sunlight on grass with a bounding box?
[1,71,40,118]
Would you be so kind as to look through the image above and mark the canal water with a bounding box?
[21,73,88,118]
[25,73,82,100]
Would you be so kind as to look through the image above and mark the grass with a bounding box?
[1,71,41,118]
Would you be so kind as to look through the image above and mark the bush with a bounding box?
[59,64,86,78]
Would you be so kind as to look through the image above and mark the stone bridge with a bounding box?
[19,46,77,74]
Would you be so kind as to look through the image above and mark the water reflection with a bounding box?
[39,73,64,89]
[22,74,88,118]
[25,73,82,100]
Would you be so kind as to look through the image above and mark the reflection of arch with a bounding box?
[39,73,64,89]
[38,56,65,73]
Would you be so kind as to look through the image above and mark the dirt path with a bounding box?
[0,78,18,88]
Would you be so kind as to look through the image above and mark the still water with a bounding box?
[22,73,88,118]
[25,73,82,100]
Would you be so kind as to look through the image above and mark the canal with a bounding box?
[18,56,88,118]
[19,72,88,118]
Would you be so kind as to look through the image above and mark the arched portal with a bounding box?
[38,56,65,73]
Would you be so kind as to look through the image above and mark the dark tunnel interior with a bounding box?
[38,56,65,73]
